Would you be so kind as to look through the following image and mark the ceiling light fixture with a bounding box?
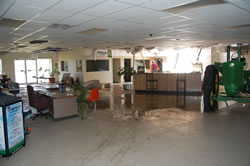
[13,27,47,43]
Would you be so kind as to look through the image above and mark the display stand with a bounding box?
[0,94,25,157]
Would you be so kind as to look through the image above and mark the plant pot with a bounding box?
[49,78,55,83]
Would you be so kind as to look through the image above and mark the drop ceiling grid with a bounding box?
[79,0,133,17]
[58,14,96,26]
[139,0,199,10]
[20,22,50,31]
[33,10,73,24]
[4,6,43,20]
[15,0,61,10]
[103,6,155,20]
[47,0,108,14]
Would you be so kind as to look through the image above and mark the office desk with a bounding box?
[36,89,78,120]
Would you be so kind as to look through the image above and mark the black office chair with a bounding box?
[8,82,20,96]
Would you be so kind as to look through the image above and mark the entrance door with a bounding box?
[14,60,26,84]
[113,59,121,83]
[15,59,37,84]
[26,60,37,83]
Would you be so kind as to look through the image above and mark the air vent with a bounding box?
[30,40,48,44]
[163,0,225,14]
[226,24,250,29]
[0,51,9,56]
[0,18,25,28]
[35,47,72,52]
[49,23,73,29]
[78,28,108,35]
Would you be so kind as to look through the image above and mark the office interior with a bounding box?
[0,0,250,166]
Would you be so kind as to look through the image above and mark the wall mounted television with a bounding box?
[86,60,109,72]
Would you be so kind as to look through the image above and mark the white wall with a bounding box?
[57,50,86,83]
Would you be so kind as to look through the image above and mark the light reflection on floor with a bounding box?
[97,86,201,119]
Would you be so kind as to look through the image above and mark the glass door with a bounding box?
[14,60,26,84]
[26,60,37,83]
[14,59,52,84]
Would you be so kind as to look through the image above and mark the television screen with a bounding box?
[86,60,109,72]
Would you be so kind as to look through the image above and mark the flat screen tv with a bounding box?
[86,60,109,72]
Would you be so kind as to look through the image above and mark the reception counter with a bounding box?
[133,72,202,95]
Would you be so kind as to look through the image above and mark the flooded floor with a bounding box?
[1,86,250,166]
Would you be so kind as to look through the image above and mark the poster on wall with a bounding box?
[6,101,24,153]
[0,107,6,155]
[76,60,82,72]
[107,49,112,58]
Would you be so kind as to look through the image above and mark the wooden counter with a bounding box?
[133,72,201,95]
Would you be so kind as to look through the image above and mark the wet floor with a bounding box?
[97,86,201,118]
[1,86,250,166]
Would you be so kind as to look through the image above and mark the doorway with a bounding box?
[124,59,131,82]
[15,60,37,84]
[113,59,121,83]
[14,59,52,84]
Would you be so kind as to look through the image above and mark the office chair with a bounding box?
[8,82,20,96]
[27,85,49,120]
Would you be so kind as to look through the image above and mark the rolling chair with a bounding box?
[27,85,49,120]
[8,82,20,96]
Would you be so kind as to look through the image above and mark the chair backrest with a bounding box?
[9,82,19,95]
[27,85,35,107]
[88,88,99,102]
[9,82,19,91]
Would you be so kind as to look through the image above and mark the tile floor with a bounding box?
[1,86,250,166]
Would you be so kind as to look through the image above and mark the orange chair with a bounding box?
[87,88,99,113]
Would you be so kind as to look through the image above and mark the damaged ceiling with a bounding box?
[0,0,249,52]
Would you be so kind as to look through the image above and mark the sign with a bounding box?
[107,49,112,58]
[0,107,6,155]
[6,102,24,153]
[95,50,107,57]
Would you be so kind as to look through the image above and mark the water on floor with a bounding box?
[1,86,250,166]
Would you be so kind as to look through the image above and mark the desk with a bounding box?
[36,89,78,120]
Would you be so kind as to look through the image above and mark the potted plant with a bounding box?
[71,84,88,120]
[117,66,136,82]
[49,67,60,83]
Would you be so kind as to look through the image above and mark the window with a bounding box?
[0,59,2,75]
[37,59,52,78]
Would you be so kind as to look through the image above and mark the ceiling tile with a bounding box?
[115,0,152,5]
[4,6,43,20]
[139,0,199,10]
[58,14,96,26]
[34,10,73,24]
[20,22,49,30]
[15,0,60,10]
[49,0,107,13]
[79,0,132,17]
[0,0,16,16]
[104,6,154,20]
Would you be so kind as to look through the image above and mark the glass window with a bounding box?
[37,59,52,78]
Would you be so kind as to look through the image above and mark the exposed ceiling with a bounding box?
[0,0,249,52]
